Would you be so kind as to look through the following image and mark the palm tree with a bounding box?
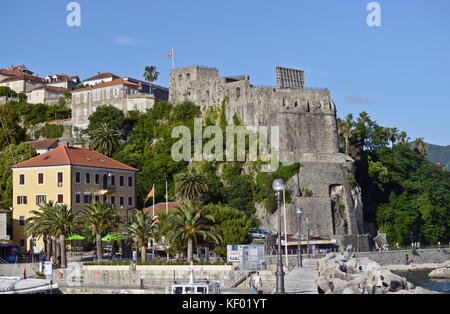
[163,202,221,263]
[143,66,159,94]
[389,128,399,146]
[121,210,158,262]
[44,204,76,268]
[398,131,410,145]
[412,138,427,155]
[25,201,63,263]
[78,201,118,261]
[338,114,355,156]
[90,123,121,157]
[175,167,208,202]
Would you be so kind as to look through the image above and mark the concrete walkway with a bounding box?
[284,259,318,294]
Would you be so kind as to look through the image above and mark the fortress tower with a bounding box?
[169,65,370,250]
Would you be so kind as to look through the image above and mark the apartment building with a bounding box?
[0,73,45,94]
[45,74,81,90]
[83,72,120,87]
[11,142,138,252]
[26,85,67,105]
[71,77,155,129]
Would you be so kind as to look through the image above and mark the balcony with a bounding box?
[100,184,116,194]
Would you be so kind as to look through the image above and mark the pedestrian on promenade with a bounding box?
[253,272,263,294]
[438,242,441,249]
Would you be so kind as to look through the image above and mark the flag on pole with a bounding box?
[145,186,155,203]
[168,48,173,58]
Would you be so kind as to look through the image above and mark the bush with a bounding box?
[34,123,64,139]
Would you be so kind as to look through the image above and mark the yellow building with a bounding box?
[11,142,138,252]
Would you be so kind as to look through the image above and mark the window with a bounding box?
[19,238,25,248]
[75,172,81,184]
[84,194,92,204]
[95,173,100,185]
[75,193,81,204]
[119,196,124,207]
[76,94,80,104]
[119,176,124,187]
[128,196,133,206]
[57,193,64,204]
[128,176,133,187]
[94,194,100,202]
[19,215,25,226]
[83,93,87,103]
[110,195,116,205]
[36,195,46,205]
[111,175,116,186]
[103,195,108,203]
[19,174,25,185]
[85,173,91,184]
[17,195,27,205]
[57,172,64,186]
[178,74,182,81]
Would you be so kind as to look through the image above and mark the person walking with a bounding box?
[252,272,263,294]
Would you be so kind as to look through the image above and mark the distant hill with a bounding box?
[426,143,450,170]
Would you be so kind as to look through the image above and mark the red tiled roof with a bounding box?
[0,73,45,83]
[28,139,59,150]
[0,69,19,77]
[29,85,67,93]
[72,78,140,92]
[12,143,138,172]
[83,72,120,82]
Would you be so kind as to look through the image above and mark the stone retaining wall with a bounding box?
[355,249,450,266]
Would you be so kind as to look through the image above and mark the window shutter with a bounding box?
[24,196,27,204]
[17,196,20,204]
[36,195,39,205]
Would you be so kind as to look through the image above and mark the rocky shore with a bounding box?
[316,252,438,294]
[428,260,450,279]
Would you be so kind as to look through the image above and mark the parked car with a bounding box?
[249,229,266,239]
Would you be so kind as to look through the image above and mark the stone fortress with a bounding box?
[169,65,370,250]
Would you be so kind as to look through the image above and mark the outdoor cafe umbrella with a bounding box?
[101,234,122,241]
[65,234,85,241]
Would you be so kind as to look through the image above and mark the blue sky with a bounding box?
[1,0,449,145]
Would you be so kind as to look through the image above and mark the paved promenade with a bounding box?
[285,259,319,294]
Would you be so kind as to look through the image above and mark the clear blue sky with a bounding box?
[1,0,449,145]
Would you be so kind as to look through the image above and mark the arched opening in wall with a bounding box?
[178,74,182,81]
[306,101,310,112]
[236,87,241,99]
[294,101,298,108]
[282,98,286,107]
[186,73,191,80]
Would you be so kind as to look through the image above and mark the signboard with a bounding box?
[44,261,53,275]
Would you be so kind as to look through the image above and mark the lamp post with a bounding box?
[306,216,311,258]
[273,178,286,294]
[296,208,303,267]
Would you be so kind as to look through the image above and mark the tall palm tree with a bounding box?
[121,210,158,262]
[44,204,76,268]
[389,127,399,146]
[90,122,121,157]
[398,131,410,145]
[338,114,355,156]
[163,202,221,263]
[175,167,208,203]
[78,201,118,261]
[143,66,159,94]
[412,138,427,155]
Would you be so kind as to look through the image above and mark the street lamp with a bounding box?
[296,208,303,267]
[272,178,286,294]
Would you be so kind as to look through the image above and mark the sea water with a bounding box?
[393,270,450,294]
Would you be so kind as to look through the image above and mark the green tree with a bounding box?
[78,201,119,261]
[175,167,208,203]
[90,123,121,157]
[202,204,253,256]
[121,210,158,262]
[0,102,26,150]
[86,106,125,135]
[163,202,220,262]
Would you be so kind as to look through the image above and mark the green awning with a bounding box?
[102,234,121,241]
[65,234,85,240]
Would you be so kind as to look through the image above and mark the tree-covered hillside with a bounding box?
[426,143,450,170]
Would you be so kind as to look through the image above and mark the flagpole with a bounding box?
[283,189,288,266]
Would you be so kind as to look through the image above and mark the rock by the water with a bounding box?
[428,260,450,279]
[316,252,436,294]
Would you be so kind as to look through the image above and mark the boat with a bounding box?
[0,277,58,294]
[170,263,221,294]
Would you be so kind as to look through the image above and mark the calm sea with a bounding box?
[393,270,450,294]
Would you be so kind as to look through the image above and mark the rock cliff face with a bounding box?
[169,66,367,246]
